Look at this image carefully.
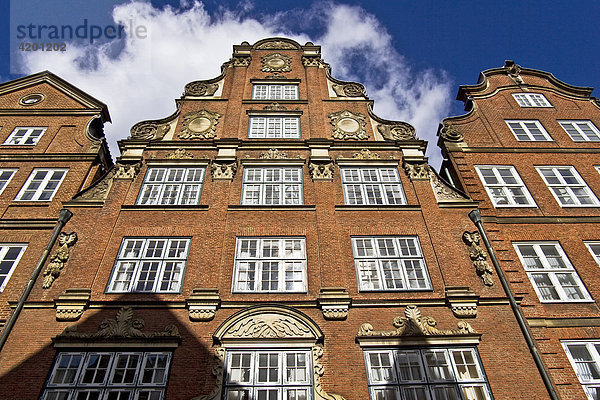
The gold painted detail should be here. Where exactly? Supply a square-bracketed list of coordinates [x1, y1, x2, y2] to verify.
[377, 123, 416, 140]
[403, 161, 430, 180]
[318, 288, 351, 321]
[309, 162, 334, 181]
[256, 40, 297, 50]
[446, 287, 479, 319]
[179, 110, 220, 140]
[462, 232, 494, 286]
[328, 110, 368, 140]
[184, 81, 219, 97]
[504, 60, 524, 84]
[263, 103, 287, 111]
[55, 289, 91, 321]
[130, 121, 170, 140]
[166, 148, 194, 159]
[313, 346, 347, 400]
[357, 305, 475, 337]
[187, 289, 220, 322]
[56, 307, 180, 339]
[192, 347, 226, 400]
[353, 149, 380, 159]
[114, 162, 142, 180]
[332, 83, 366, 98]
[211, 161, 237, 180]
[440, 124, 463, 142]
[260, 148, 289, 159]
[42, 232, 78, 289]
[261, 53, 292, 73]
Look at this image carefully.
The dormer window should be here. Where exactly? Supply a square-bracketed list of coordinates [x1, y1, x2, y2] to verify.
[252, 84, 298, 100]
[513, 93, 552, 107]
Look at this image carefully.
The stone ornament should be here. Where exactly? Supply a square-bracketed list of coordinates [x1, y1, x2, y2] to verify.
[403, 161, 430, 180]
[318, 288, 351, 320]
[166, 148, 194, 159]
[446, 287, 479, 319]
[231, 55, 251, 67]
[42, 232, 78, 289]
[259, 148, 289, 159]
[261, 53, 292, 73]
[130, 121, 170, 140]
[430, 173, 468, 202]
[211, 161, 237, 180]
[357, 305, 475, 337]
[504, 60, 524, 84]
[179, 110, 221, 140]
[74, 169, 116, 201]
[262, 103, 287, 111]
[440, 124, 463, 142]
[184, 81, 219, 97]
[19, 93, 45, 106]
[353, 149, 380, 160]
[114, 162, 142, 180]
[451, 305, 478, 318]
[226, 314, 313, 339]
[377, 122, 416, 140]
[328, 110, 368, 140]
[55, 289, 91, 321]
[187, 289, 220, 321]
[463, 231, 494, 286]
[312, 346, 347, 400]
[309, 162, 334, 181]
[302, 56, 327, 68]
[192, 347, 226, 400]
[332, 83, 366, 98]
[56, 307, 180, 340]
[256, 40, 298, 50]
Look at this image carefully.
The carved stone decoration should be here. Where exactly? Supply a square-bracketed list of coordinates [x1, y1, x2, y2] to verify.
[312, 346, 347, 400]
[462, 231, 494, 286]
[357, 305, 475, 337]
[318, 288, 351, 321]
[211, 161, 237, 180]
[440, 124, 464, 142]
[430, 173, 468, 202]
[328, 110, 368, 140]
[353, 149, 380, 160]
[262, 103, 287, 111]
[42, 232, 78, 289]
[74, 169, 116, 201]
[403, 161, 430, 180]
[504, 60, 524, 84]
[260, 148, 288, 159]
[302, 56, 328, 68]
[180, 110, 221, 140]
[256, 40, 297, 50]
[227, 315, 312, 339]
[55, 289, 91, 321]
[187, 289, 220, 321]
[184, 81, 219, 97]
[166, 148, 194, 159]
[332, 83, 366, 98]
[56, 307, 180, 339]
[130, 121, 170, 140]
[114, 162, 142, 180]
[229, 55, 251, 67]
[377, 123, 416, 140]
[309, 162, 334, 181]
[191, 347, 225, 400]
[446, 287, 479, 319]
[261, 53, 292, 73]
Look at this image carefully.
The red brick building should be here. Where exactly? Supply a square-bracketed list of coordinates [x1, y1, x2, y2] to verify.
[0, 38, 579, 399]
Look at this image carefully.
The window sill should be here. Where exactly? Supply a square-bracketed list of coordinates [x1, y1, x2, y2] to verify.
[121, 205, 209, 211]
[242, 99, 308, 104]
[228, 205, 316, 211]
[335, 205, 421, 211]
[9, 201, 51, 207]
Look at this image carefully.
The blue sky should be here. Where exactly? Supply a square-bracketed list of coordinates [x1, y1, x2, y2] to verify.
[1, 0, 599, 166]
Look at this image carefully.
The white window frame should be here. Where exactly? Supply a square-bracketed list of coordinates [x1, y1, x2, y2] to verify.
[512, 93, 552, 107]
[42, 351, 171, 399]
[0, 168, 17, 195]
[352, 236, 431, 291]
[585, 242, 600, 267]
[505, 120, 552, 141]
[364, 347, 493, 400]
[563, 341, 600, 400]
[559, 120, 600, 142]
[15, 168, 67, 201]
[341, 167, 406, 205]
[475, 165, 536, 207]
[248, 116, 301, 138]
[513, 242, 592, 303]
[3, 126, 47, 145]
[136, 166, 206, 206]
[252, 84, 299, 100]
[0, 244, 27, 292]
[241, 166, 303, 205]
[233, 237, 307, 293]
[536, 166, 599, 207]
[107, 237, 191, 293]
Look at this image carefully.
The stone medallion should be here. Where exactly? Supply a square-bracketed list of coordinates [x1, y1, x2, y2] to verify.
[328, 110, 368, 140]
[179, 110, 220, 140]
[261, 53, 292, 73]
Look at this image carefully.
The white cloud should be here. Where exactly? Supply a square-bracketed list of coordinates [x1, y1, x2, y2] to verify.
[19, 0, 452, 167]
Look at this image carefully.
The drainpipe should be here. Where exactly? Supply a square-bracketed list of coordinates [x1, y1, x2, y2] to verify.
[0, 208, 73, 352]
[468, 209, 559, 400]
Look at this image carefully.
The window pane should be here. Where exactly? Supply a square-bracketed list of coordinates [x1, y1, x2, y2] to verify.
[342, 168, 405, 205]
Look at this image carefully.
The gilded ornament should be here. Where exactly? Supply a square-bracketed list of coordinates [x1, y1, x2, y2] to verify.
[179, 110, 221, 140]
[328, 110, 368, 140]
[184, 81, 219, 97]
[42, 232, 78, 289]
[261, 53, 292, 73]
[462, 231, 494, 286]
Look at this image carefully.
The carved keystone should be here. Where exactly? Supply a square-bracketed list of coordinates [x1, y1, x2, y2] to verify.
[55, 288, 91, 321]
[445, 286, 479, 318]
[186, 289, 220, 321]
[318, 288, 351, 320]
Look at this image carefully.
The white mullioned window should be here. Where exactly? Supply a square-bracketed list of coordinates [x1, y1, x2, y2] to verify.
[364, 347, 492, 400]
[41, 351, 171, 400]
[514, 242, 591, 302]
[352, 236, 431, 291]
[107, 237, 191, 293]
[224, 349, 312, 400]
[475, 166, 535, 207]
[559, 120, 600, 142]
[248, 117, 301, 138]
[252, 84, 299, 100]
[3, 127, 46, 145]
[137, 167, 205, 205]
[585, 242, 600, 266]
[15, 168, 67, 201]
[0, 168, 17, 195]
[233, 237, 307, 293]
[242, 167, 303, 205]
[512, 93, 552, 107]
[341, 168, 406, 205]
[536, 166, 599, 207]
[505, 120, 552, 141]
[0, 244, 27, 292]
[563, 341, 600, 400]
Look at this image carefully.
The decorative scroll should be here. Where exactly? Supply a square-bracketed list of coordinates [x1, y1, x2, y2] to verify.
[313, 346, 346, 400]
[192, 347, 225, 400]
[309, 162, 334, 180]
[259, 148, 288, 159]
[130, 121, 170, 140]
[184, 81, 219, 97]
[377, 122, 416, 140]
[42, 232, 78, 289]
[440, 124, 463, 142]
[403, 161, 430, 180]
[462, 232, 494, 286]
[166, 148, 194, 159]
[261, 53, 292, 73]
[227, 316, 312, 339]
[332, 83, 366, 98]
[179, 110, 220, 140]
[211, 161, 237, 180]
[357, 305, 475, 337]
[328, 110, 368, 140]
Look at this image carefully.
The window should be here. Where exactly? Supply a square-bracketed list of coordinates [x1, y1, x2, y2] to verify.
[474, 166, 535, 207]
[248, 117, 300, 138]
[107, 237, 190, 293]
[514, 242, 591, 302]
[563, 341, 600, 400]
[136, 167, 205, 205]
[0, 169, 17, 195]
[341, 168, 406, 205]
[585, 242, 600, 266]
[233, 237, 307, 293]
[15, 168, 67, 201]
[352, 236, 431, 291]
[536, 166, 599, 207]
[512, 93, 552, 107]
[0, 244, 27, 292]
[364, 347, 492, 400]
[505, 120, 552, 141]
[224, 349, 312, 400]
[3, 127, 46, 145]
[252, 85, 299, 100]
[559, 121, 600, 142]
[242, 167, 303, 205]
[41, 351, 171, 400]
